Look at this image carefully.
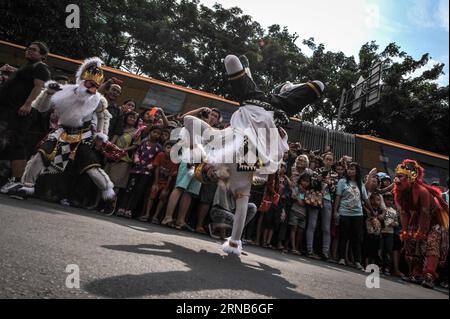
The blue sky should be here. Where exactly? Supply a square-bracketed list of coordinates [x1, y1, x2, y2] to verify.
[200, 0, 449, 86]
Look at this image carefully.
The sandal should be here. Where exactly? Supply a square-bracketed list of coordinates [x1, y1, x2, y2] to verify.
[124, 210, 132, 219]
[195, 227, 207, 234]
[391, 271, 405, 278]
[175, 223, 194, 232]
[161, 218, 174, 227]
[291, 250, 301, 256]
[402, 275, 421, 284]
[116, 208, 125, 217]
[139, 216, 150, 222]
[306, 252, 321, 260]
[151, 217, 160, 224]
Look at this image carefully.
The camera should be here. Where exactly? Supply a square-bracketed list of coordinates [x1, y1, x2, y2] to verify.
[311, 172, 323, 191]
[201, 110, 209, 118]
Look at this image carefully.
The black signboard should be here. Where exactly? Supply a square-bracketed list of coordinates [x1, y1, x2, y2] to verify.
[142, 84, 187, 113]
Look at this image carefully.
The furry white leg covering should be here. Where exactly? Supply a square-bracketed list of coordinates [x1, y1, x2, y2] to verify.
[222, 166, 253, 256]
[86, 167, 115, 200]
[222, 238, 243, 256]
[20, 153, 46, 195]
[20, 186, 36, 195]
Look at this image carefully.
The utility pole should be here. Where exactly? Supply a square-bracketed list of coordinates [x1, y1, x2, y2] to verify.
[336, 88, 346, 131]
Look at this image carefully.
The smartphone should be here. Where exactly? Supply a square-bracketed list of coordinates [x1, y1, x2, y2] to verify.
[148, 107, 158, 117]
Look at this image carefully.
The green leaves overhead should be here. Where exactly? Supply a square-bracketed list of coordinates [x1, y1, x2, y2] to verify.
[0, 0, 448, 154]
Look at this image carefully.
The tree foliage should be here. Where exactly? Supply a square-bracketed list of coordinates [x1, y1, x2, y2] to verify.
[0, 0, 448, 154]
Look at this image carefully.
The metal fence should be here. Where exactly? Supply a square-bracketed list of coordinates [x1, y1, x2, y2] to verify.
[285, 120, 355, 160]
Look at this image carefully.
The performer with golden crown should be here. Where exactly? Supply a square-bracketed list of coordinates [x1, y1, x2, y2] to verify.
[15, 58, 116, 214]
[394, 159, 449, 288]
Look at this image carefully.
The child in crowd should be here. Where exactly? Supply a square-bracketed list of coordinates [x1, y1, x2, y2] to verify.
[286, 172, 311, 255]
[116, 126, 163, 218]
[121, 99, 136, 114]
[380, 192, 399, 275]
[140, 140, 178, 223]
[105, 112, 139, 198]
[256, 173, 279, 246]
[330, 161, 346, 261]
[365, 192, 384, 267]
[160, 128, 171, 145]
[262, 163, 291, 248]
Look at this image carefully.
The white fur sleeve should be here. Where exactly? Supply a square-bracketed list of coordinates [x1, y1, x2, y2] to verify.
[31, 88, 54, 113]
[91, 112, 98, 130]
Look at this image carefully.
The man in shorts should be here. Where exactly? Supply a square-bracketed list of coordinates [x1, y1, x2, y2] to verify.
[0, 41, 51, 194]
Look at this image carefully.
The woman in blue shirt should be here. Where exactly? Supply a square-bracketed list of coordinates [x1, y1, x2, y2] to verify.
[333, 162, 374, 270]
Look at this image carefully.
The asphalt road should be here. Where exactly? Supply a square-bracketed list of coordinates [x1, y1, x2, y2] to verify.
[0, 195, 448, 299]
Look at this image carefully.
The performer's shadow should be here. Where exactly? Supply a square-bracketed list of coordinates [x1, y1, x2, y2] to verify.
[85, 242, 312, 299]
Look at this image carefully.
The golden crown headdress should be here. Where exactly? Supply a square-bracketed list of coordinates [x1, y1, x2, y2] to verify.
[76, 57, 105, 87]
[395, 162, 419, 182]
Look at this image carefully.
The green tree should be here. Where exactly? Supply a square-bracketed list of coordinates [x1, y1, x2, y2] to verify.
[341, 41, 449, 154]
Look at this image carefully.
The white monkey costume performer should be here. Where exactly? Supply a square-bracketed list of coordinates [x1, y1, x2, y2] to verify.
[181, 55, 324, 256]
[17, 58, 116, 212]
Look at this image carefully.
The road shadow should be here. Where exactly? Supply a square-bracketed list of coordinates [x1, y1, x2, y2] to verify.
[0, 195, 65, 215]
[84, 241, 313, 299]
[2, 196, 360, 268]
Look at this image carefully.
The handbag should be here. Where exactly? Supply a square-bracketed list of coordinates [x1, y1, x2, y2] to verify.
[258, 193, 280, 213]
[304, 190, 323, 208]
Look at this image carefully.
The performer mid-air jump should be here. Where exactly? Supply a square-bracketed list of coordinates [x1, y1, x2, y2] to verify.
[181, 55, 324, 256]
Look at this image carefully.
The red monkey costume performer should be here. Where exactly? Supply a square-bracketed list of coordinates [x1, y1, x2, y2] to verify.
[393, 159, 449, 288]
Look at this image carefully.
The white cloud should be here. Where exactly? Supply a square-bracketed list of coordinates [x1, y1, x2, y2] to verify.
[408, 0, 449, 31]
[437, 0, 449, 32]
[408, 0, 435, 28]
[199, 0, 380, 57]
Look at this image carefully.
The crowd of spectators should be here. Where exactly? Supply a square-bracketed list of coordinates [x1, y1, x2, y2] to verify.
[0, 41, 448, 290]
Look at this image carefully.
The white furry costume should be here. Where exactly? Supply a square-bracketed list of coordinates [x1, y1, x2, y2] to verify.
[20, 57, 115, 200]
[182, 55, 324, 256]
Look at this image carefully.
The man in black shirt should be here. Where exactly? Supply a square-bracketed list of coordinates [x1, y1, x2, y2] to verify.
[102, 82, 123, 143]
[0, 41, 51, 194]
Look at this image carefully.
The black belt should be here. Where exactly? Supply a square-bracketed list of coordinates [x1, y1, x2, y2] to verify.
[62, 121, 92, 134]
[242, 99, 290, 127]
